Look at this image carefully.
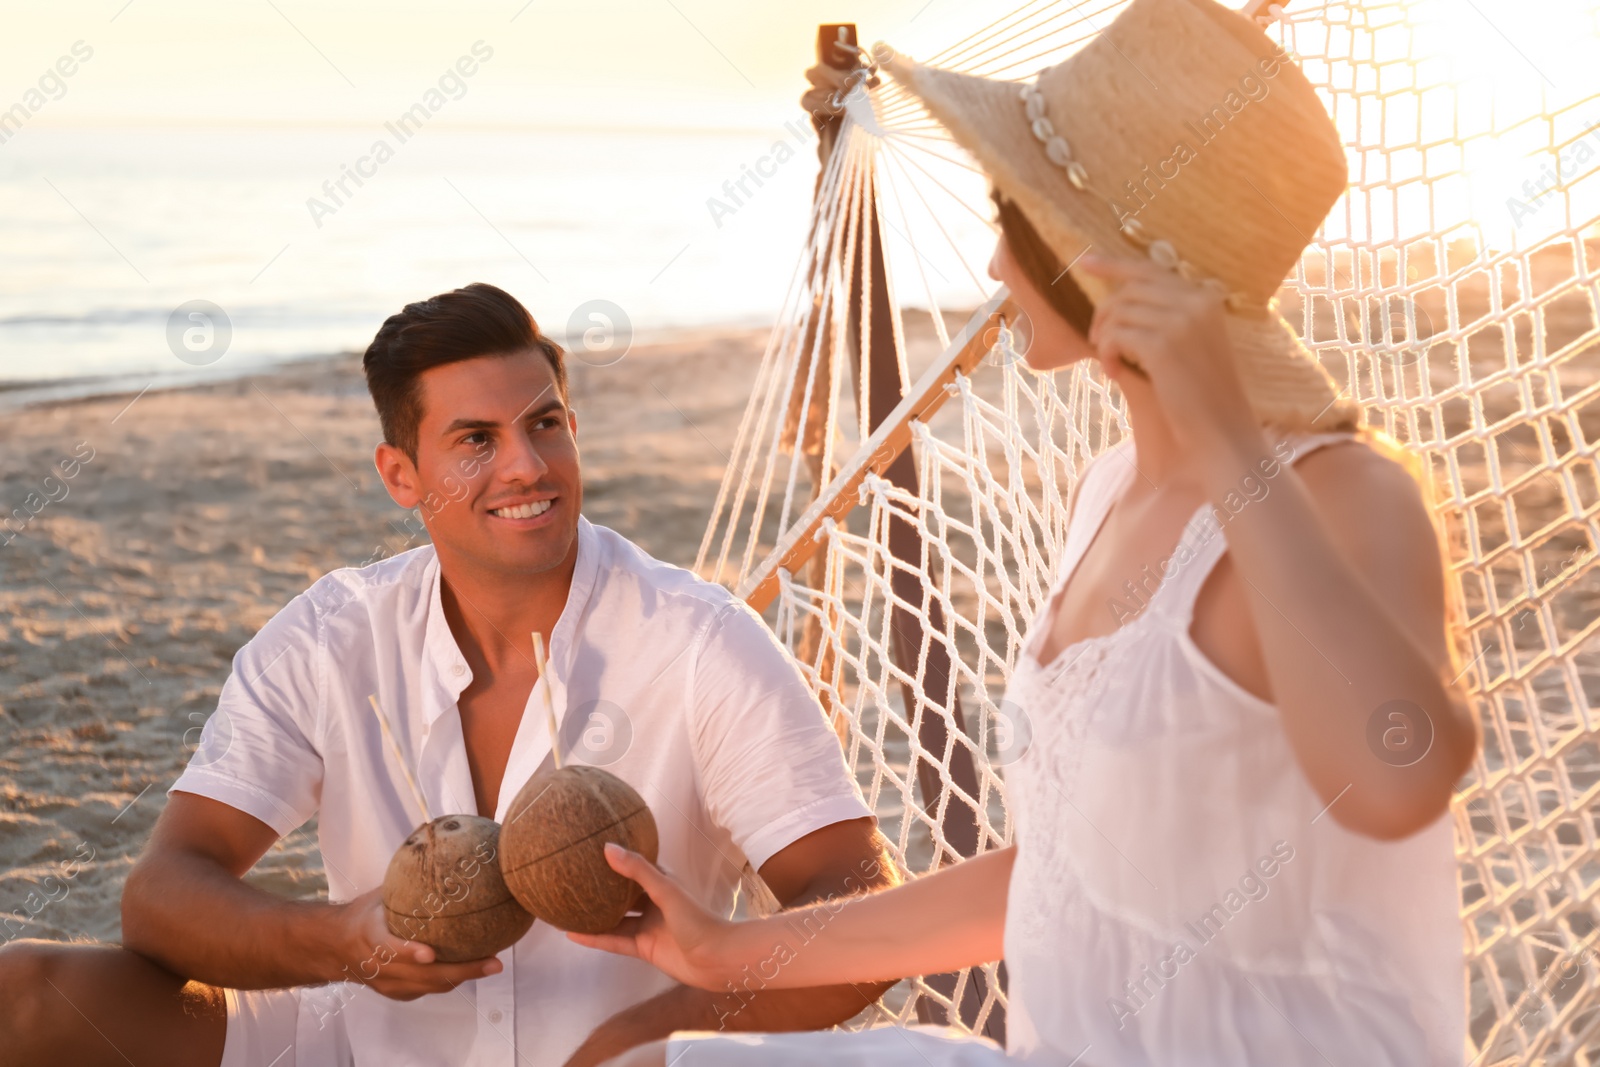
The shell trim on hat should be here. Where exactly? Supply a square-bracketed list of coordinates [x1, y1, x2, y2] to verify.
[1017, 72, 1252, 311]
[876, 35, 1363, 434]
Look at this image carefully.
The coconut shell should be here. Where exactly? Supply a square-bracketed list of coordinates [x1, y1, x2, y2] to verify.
[500, 766, 660, 934]
[381, 815, 535, 962]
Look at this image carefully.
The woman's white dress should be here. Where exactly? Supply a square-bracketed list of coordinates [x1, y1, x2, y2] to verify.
[668, 430, 1464, 1066]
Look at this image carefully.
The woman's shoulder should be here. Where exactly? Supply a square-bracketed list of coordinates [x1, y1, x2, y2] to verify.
[1285, 427, 1444, 599]
[1286, 427, 1428, 510]
[1280, 426, 1456, 678]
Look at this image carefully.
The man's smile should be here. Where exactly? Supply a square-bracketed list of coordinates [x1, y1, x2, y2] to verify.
[487, 496, 557, 523]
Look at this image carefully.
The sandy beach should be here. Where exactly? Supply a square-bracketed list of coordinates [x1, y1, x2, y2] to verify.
[0, 328, 767, 945]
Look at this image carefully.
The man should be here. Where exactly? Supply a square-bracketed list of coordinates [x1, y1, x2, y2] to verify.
[0, 283, 896, 1066]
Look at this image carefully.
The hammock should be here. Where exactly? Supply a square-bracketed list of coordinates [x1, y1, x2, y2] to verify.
[696, 1, 1600, 1060]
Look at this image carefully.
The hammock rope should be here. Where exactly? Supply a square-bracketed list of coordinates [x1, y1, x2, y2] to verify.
[698, 2, 1600, 1057]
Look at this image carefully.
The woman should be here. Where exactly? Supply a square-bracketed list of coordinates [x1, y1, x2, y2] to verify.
[576, 0, 1478, 1062]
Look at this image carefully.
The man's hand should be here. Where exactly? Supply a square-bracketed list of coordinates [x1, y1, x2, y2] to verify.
[121, 793, 506, 997]
[329, 887, 504, 1001]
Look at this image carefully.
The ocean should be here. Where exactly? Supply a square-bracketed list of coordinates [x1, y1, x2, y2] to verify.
[0, 121, 862, 403]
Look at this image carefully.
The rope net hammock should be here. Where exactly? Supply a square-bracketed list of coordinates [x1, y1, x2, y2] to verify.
[695, 1, 1600, 1060]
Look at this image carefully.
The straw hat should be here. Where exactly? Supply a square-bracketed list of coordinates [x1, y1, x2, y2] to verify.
[881, 0, 1360, 432]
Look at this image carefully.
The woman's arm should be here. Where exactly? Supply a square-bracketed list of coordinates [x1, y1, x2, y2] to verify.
[1192, 432, 1477, 838]
[1080, 254, 1478, 840]
[570, 844, 1015, 991]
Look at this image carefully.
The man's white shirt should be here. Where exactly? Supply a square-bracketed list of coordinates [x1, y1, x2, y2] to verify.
[172, 517, 873, 1066]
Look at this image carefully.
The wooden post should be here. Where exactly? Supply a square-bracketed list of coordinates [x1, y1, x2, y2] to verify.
[814, 24, 1005, 1041]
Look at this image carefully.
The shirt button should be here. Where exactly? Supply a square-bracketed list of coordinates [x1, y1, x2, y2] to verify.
[452, 664, 465, 676]
[489, 1010, 503, 1023]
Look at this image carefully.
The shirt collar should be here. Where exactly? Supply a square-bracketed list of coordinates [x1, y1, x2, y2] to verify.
[420, 517, 602, 725]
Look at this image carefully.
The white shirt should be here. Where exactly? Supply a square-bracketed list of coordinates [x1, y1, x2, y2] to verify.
[172, 517, 873, 1066]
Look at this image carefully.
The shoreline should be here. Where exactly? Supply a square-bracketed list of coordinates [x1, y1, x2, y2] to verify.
[0, 352, 352, 416]
[0, 319, 784, 416]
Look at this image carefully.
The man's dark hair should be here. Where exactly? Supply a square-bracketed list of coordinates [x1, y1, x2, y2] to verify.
[362, 282, 567, 460]
[991, 190, 1096, 337]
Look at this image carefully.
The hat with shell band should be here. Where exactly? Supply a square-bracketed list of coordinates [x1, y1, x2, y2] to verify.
[879, 0, 1360, 432]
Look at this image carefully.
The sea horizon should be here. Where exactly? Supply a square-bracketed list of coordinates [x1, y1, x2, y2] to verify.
[1, 118, 987, 401]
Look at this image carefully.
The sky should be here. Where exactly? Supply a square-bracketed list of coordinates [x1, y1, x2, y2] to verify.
[0, 1, 1034, 386]
[0, 0, 1000, 131]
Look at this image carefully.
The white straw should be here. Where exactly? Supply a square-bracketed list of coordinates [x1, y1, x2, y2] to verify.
[368, 693, 432, 823]
[531, 633, 562, 770]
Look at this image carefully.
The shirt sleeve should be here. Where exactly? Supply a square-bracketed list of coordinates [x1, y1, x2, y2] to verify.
[168, 590, 324, 837]
[689, 601, 874, 872]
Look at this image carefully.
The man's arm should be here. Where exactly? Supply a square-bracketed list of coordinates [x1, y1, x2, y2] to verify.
[562, 817, 899, 1067]
[121, 792, 500, 999]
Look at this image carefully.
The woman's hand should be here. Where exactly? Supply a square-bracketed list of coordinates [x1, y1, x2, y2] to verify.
[566, 843, 736, 991]
[1078, 254, 1262, 462]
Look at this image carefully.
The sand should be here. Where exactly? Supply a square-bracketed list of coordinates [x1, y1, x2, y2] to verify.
[0, 329, 767, 944]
